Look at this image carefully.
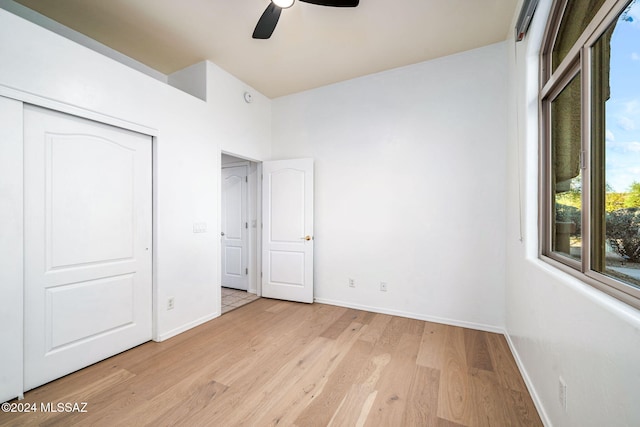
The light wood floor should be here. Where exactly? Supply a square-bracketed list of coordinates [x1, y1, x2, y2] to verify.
[1, 299, 542, 426]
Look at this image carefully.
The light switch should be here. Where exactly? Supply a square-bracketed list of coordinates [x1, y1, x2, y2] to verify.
[193, 222, 207, 233]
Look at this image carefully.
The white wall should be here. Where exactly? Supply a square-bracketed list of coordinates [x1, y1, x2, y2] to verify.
[272, 43, 509, 331]
[506, 1, 640, 426]
[0, 8, 270, 401]
[209, 65, 271, 161]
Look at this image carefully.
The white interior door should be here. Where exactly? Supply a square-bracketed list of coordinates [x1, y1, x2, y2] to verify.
[24, 105, 152, 391]
[262, 159, 314, 303]
[221, 165, 248, 290]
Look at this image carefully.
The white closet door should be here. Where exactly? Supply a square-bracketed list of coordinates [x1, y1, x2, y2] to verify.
[24, 105, 152, 391]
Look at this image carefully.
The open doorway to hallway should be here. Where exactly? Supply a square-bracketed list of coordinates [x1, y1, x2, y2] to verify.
[221, 153, 260, 314]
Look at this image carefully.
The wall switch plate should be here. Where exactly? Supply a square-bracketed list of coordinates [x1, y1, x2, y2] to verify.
[380, 282, 388, 292]
[193, 222, 207, 233]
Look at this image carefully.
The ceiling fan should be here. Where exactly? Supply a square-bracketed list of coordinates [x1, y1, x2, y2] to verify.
[252, 0, 359, 39]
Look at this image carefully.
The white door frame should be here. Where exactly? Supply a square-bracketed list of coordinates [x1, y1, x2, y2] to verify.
[0, 95, 25, 402]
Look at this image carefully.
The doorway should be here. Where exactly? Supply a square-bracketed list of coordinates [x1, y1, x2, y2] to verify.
[221, 153, 259, 313]
[219, 154, 315, 313]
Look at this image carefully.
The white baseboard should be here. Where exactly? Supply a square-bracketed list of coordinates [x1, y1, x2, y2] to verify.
[313, 297, 504, 334]
[154, 312, 220, 342]
[503, 332, 552, 427]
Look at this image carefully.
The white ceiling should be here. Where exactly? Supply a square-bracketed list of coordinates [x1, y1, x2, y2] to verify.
[13, 0, 519, 98]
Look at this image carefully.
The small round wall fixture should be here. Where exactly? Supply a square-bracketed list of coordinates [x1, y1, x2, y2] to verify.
[244, 91, 253, 103]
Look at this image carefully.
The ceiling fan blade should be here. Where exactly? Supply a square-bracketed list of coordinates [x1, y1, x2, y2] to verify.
[252, 3, 282, 39]
[299, 0, 359, 6]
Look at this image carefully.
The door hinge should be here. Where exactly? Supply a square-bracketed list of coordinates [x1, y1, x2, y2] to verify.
[246, 176, 248, 183]
[245, 222, 248, 229]
[246, 268, 248, 275]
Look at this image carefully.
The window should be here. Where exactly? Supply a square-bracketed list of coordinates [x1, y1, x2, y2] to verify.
[541, 0, 640, 307]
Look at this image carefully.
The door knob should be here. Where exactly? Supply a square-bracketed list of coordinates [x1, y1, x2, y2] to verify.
[221, 232, 225, 236]
[300, 235, 312, 241]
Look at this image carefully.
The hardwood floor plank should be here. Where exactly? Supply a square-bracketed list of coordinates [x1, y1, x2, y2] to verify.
[118, 304, 284, 401]
[468, 367, 514, 427]
[325, 352, 391, 427]
[47, 379, 143, 427]
[213, 303, 342, 387]
[184, 304, 347, 425]
[0, 368, 135, 427]
[264, 299, 294, 313]
[417, 322, 447, 369]
[469, 366, 542, 427]
[485, 333, 529, 393]
[503, 387, 544, 426]
[364, 333, 421, 426]
[437, 417, 468, 427]
[373, 316, 421, 353]
[399, 317, 427, 337]
[358, 313, 393, 344]
[293, 339, 375, 427]
[195, 336, 332, 425]
[107, 374, 228, 427]
[18, 358, 134, 404]
[400, 365, 441, 427]
[253, 321, 367, 426]
[0, 301, 542, 427]
[321, 308, 368, 339]
[437, 326, 476, 426]
[328, 385, 377, 427]
[464, 329, 494, 372]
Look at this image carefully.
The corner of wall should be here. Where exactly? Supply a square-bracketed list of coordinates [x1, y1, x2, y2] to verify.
[168, 62, 208, 101]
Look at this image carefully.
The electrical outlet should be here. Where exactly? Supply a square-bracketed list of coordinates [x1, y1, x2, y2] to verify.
[558, 376, 567, 412]
[349, 278, 355, 288]
[380, 282, 388, 292]
[168, 297, 175, 310]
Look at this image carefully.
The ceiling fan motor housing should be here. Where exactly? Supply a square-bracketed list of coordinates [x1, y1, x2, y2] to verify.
[253, 0, 359, 40]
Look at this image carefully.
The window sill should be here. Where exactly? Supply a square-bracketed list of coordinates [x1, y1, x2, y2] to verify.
[539, 254, 640, 311]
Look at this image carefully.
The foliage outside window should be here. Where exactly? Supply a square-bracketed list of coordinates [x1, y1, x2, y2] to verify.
[541, 0, 640, 307]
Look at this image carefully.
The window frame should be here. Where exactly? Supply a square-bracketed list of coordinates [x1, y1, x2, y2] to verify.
[539, 0, 640, 309]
